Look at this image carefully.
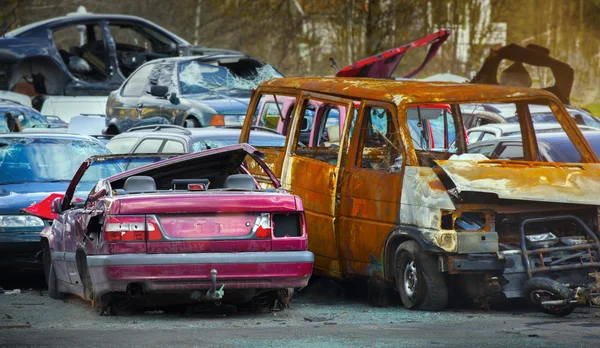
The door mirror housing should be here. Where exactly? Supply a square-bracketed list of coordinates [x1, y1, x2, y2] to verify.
[150, 85, 169, 98]
[51, 197, 63, 214]
[169, 92, 178, 104]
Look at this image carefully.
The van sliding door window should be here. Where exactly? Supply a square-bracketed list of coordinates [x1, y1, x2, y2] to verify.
[357, 106, 403, 171]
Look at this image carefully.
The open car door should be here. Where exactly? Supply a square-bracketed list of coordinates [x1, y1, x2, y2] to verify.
[335, 29, 451, 78]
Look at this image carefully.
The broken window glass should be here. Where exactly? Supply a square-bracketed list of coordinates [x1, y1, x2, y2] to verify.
[178, 61, 282, 95]
[0, 138, 109, 184]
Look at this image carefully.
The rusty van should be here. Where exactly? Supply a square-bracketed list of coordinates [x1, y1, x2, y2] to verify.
[239, 77, 600, 315]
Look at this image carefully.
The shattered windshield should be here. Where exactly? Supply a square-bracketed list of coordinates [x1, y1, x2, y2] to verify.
[178, 61, 282, 95]
[1, 108, 48, 132]
[0, 138, 109, 184]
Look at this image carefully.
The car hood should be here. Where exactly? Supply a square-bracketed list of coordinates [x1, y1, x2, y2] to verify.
[436, 159, 600, 206]
[184, 91, 250, 114]
[335, 30, 451, 78]
[0, 182, 68, 215]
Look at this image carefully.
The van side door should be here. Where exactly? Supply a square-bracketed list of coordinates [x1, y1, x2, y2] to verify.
[337, 102, 404, 277]
[281, 91, 356, 279]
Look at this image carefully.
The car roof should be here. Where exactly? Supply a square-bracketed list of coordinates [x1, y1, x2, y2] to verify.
[4, 13, 188, 43]
[261, 78, 560, 107]
[142, 54, 261, 66]
[0, 132, 100, 142]
[111, 126, 285, 141]
[471, 130, 600, 148]
[468, 123, 565, 134]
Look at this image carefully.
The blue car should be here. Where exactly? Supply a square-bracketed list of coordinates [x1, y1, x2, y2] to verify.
[1, 100, 50, 132]
[0, 133, 110, 270]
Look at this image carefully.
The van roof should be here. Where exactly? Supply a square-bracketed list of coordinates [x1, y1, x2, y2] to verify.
[260, 77, 559, 106]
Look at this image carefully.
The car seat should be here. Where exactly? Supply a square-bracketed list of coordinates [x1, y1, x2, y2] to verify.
[323, 125, 340, 147]
[223, 174, 257, 190]
[123, 176, 157, 193]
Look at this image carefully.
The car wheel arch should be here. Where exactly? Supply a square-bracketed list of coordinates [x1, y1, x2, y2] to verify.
[383, 227, 445, 282]
[183, 113, 203, 127]
[105, 124, 120, 135]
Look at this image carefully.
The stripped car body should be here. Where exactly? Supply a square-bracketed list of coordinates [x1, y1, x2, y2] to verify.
[239, 77, 600, 314]
[33, 144, 312, 312]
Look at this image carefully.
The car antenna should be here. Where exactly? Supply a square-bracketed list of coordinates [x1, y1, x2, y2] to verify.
[329, 57, 340, 72]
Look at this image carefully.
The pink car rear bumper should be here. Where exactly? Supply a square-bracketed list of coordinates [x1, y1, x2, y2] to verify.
[87, 251, 313, 298]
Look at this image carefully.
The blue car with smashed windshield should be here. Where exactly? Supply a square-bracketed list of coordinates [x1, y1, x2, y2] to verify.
[1, 100, 51, 133]
[0, 133, 110, 271]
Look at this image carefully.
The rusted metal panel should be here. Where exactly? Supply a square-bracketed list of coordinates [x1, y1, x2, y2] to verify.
[436, 160, 600, 205]
[282, 154, 342, 278]
[338, 168, 403, 277]
[400, 166, 455, 230]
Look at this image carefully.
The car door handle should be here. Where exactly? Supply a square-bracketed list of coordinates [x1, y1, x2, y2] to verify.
[137, 103, 143, 109]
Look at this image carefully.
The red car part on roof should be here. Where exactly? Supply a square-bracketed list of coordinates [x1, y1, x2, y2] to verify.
[335, 29, 451, 78]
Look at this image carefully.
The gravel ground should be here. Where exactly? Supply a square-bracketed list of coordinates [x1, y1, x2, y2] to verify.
[1, 277, 600, 347]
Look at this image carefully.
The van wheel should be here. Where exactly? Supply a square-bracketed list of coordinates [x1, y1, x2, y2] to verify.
[184, 117, 200, 128]
[523, 278, 576, 316]
[395, 240, 447, 311]
[43, 243, 65, 300]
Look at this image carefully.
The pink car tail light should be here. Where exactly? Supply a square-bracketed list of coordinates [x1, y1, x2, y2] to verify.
[104, 215, 160, 242]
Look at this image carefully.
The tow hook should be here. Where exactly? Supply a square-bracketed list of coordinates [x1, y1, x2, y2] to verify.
[206, 269, 225, 301]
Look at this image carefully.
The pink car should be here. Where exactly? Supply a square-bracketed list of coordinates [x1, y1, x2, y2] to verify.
[31, 144, 313, 314]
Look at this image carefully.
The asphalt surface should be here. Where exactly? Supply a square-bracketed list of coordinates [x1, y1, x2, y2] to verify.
[1, 275, 600, 347]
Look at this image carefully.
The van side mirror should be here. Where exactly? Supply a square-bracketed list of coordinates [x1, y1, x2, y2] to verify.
[51, 197, 63, 214]
[150, 85, 169, 98]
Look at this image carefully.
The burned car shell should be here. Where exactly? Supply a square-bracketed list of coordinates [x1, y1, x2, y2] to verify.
[239, 77, 600, 313]
[0, 14, 239, 96]
[38, 144, 312, 309]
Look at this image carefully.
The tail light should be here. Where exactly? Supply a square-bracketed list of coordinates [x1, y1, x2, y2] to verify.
[104, 215, 161, 242]
[272, 212, 307, 251]
[252, 214, 272, 238]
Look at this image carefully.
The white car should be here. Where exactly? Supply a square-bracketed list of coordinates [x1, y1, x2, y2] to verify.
[0, 91, 32, 108]
[39, 96, 108, 123]
[467, 123, 597, 143]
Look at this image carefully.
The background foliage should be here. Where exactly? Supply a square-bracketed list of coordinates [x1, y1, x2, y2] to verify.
[2, 0, 599, 108]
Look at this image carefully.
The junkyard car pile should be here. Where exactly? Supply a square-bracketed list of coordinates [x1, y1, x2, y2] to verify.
[3, 11, 600, 319]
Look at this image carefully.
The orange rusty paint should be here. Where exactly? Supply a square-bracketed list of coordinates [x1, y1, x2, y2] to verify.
[238, 77, 600, 282]
[428, 178, 446, 192]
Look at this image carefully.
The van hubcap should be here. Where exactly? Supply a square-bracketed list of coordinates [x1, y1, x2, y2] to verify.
[404, 260, 418, 299]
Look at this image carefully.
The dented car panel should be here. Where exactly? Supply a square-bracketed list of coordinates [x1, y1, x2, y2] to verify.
[436, 160, 600, 206]
[240, 77, 600, 313]
[36, 145, 312, 310]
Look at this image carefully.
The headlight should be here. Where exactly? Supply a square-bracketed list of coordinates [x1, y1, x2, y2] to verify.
[0, 215, 45, 228]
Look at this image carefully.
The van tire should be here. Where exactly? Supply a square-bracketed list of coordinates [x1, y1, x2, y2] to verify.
[395, 240, 447, 311]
